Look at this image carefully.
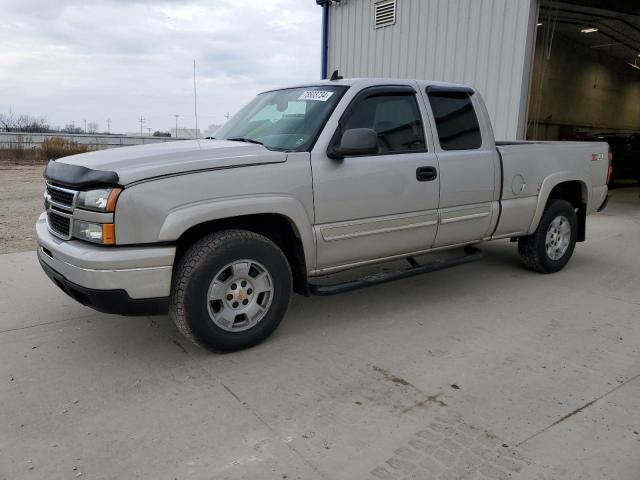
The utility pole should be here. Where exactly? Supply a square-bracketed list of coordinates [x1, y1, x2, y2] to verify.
[174, 114, 179, 137]
[138, 116, 145, 137]
[224, 112, 231, 121]
[146, 127, 152, 136]
[106, 118, 111, 134]
[83, 119, 87, 133]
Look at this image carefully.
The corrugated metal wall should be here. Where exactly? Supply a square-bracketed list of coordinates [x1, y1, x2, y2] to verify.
[327, 0, 537, 140]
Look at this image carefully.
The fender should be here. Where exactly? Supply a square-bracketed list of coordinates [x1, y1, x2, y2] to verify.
[527, 171, 590, 235]
[158, 194, 316, 271]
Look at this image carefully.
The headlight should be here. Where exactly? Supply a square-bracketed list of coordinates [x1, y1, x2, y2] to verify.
[73, 221, 116, 245]
[77, 188, 122, 212]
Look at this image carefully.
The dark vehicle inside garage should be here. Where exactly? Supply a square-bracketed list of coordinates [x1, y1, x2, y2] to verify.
[527, 0, 640, 186]
[589, 133, 640, 183]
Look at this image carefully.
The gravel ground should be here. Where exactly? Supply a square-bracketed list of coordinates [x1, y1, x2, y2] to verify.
[0, 163, 46, 254]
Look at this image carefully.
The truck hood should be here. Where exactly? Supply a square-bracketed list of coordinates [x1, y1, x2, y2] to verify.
[47, 139, 287, 186]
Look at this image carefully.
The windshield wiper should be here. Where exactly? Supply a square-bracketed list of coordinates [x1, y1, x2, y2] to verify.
[226, 137, 264, 146]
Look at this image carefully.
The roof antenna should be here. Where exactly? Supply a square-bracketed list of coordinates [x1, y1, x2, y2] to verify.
[193, 59, 199, 139]
[330, 69, 343, 81]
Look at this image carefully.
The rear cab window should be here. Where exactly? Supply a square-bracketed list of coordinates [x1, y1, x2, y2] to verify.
[427, 90, 482, 151]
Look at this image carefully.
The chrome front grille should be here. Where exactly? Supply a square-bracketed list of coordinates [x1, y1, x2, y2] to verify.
[46, 184, 75, 207]
[48, 210, 72, 237]
[46, 183, 77, 209]
[45, 183, 78, 240]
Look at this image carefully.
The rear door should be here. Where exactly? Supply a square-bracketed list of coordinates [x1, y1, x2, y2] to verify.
[310, 83, 440, 272]
[419, 85, 501, 247]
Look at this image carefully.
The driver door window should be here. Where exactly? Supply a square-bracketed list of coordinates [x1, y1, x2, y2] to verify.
[341, 94, 426, 154]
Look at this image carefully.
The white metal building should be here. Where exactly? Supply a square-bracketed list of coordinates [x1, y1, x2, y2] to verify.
[317, 0, 640, 141]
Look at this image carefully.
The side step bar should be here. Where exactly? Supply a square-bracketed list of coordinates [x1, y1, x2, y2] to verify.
[309, 246, 483, 296]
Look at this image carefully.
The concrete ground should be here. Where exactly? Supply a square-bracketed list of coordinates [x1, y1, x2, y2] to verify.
[1, 188, 639, 480]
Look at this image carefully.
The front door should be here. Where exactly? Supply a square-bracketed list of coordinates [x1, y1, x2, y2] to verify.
[311, 84, 440, 272]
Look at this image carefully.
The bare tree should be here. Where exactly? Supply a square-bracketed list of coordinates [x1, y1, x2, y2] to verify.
[87, 122, 99, 134]
[62, 124, 83, 134]
[21, 116, 50, 133]
[0, 111, 49, 132]
[0, 111, 18, 131]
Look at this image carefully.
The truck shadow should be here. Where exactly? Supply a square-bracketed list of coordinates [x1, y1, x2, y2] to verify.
[281, 241, 524, 336]
[135, 239, 534, 357]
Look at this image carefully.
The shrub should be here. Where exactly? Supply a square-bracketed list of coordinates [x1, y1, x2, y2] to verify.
[0, 140, 39, 163]
[41, 137, 89, 160]
[4, 142, 25, 161]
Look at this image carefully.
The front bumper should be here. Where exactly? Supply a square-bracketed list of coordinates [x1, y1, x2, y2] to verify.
[36, 213, 174, 315]
[39, 258, 169, 315]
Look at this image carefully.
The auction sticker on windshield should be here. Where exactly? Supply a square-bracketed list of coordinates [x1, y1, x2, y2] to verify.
[298, 90, 334, 101]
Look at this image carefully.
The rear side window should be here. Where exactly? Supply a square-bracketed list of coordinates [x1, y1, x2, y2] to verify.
[427, 92, 482, 150]
[342, 94, 426, 154]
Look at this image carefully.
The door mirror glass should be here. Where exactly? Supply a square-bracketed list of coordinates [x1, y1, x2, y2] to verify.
[329, 128, 378, 158]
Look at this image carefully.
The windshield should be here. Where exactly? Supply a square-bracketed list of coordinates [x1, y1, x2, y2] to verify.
[215, 86, 347, 151]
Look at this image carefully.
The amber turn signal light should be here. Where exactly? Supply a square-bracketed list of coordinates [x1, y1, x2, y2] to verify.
[103, 223, 116, 245]
[106, 188, 122, 212]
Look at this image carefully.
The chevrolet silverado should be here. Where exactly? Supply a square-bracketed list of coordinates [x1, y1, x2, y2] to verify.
[37, 78, 610, 350]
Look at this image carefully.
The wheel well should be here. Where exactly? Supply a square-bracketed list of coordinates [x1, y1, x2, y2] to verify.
[548, 181, 587, 242]
[175, 214, 310, 296]
[548, 181, 585, 208]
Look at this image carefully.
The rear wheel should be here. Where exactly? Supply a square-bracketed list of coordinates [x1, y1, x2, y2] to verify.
[518, 199, 577, 273]
[170, 230, 292, 351]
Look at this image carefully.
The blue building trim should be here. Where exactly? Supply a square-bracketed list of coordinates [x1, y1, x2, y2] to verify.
[316, 0, 330, 79]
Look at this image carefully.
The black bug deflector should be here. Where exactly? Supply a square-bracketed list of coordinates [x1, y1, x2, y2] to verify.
[44, 160, 120, 188]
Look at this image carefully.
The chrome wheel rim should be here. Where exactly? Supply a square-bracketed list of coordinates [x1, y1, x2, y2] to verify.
[206, 260, 274, 332]
[545, 215, 571, 260]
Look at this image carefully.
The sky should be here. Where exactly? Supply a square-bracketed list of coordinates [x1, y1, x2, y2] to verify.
[0, 0, 322, 134]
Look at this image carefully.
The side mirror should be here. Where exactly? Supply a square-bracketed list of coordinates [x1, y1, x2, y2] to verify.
[328, 128, 378, 159]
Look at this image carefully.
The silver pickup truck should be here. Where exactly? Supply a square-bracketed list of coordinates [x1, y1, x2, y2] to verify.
[37, 78, 610, 350]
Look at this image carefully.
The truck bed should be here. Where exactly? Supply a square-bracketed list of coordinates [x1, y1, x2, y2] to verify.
[491, 141, 609, 238]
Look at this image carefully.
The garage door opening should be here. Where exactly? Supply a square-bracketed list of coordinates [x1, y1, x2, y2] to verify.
[526, 0, 640, 183]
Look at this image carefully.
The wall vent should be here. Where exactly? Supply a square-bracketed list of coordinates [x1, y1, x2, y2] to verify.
[374, 0, 396, 29]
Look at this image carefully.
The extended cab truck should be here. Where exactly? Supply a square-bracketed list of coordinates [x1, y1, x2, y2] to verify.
[37, 78, 610, 351]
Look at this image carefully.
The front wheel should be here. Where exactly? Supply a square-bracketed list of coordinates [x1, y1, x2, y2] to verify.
[169, 230, 292, 351]
[518, 199, 577, 273]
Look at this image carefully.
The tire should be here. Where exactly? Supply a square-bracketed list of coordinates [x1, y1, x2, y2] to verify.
[169, 229, 292, 351]
[518, 199, 577, 274]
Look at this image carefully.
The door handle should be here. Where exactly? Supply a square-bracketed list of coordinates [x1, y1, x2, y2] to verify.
[416, 166, 438, 182]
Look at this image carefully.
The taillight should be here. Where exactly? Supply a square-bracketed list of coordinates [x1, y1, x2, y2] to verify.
[607, 149, 613, 185]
